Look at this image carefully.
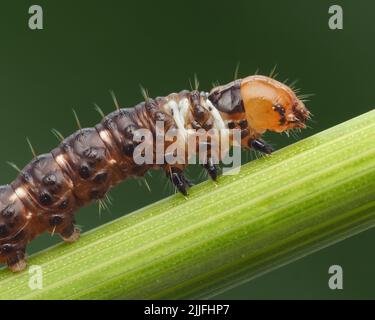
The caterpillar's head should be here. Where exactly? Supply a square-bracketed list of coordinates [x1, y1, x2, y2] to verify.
[209, 75, 310, 135]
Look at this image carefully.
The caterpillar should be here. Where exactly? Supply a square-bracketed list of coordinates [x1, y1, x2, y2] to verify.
[0, 75, 310, 272]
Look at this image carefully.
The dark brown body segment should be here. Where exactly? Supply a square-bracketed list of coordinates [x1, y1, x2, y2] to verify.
[0, 90, 215, 270]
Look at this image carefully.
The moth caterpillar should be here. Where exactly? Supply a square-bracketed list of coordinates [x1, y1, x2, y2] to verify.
[0, 75, 310, 272]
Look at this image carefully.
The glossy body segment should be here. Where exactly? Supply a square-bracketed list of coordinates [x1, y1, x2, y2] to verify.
[0, 90, 222, 270]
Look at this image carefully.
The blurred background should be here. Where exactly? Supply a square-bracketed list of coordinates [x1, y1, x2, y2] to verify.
[0, 0, 374, 298]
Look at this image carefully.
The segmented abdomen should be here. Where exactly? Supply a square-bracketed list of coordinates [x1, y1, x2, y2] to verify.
[0, 89, 220, 269]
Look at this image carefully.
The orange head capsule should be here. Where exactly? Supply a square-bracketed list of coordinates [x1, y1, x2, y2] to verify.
[240, 75, 309, 134]
[209, 75, 310, 145]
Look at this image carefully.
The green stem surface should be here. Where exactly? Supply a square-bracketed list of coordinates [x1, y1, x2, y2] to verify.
[0, 110, 374, 300]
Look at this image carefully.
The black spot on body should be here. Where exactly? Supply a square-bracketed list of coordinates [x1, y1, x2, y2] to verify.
[58, 199, 69, 210]
[79, 165, 90, 179]
[227, 121, 236, 129]
[238, 119, 248, 129]
[123, 143, 134, 157]
[49, 215, 63, 226]
[94, 172, 108, 184]
[43, 174, 57, 186]
[0, 224, 8, 237]
[0, 244, 14, 254]
[103, 118, 115, 130]
[39, 192, 52, 206]
[124, 125, 137, 138]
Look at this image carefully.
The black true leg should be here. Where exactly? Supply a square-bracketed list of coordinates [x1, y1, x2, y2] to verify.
[181, 174, 194, 187]
[166, 167, 193, 196]
[203, 157, 218, 181]
[249, 138, 274, 155]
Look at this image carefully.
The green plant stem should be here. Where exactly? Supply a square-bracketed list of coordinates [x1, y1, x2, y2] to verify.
[0, 110, 374, 300]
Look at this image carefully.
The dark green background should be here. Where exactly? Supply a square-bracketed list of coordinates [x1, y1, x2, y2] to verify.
[0, 0, 374, 299]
